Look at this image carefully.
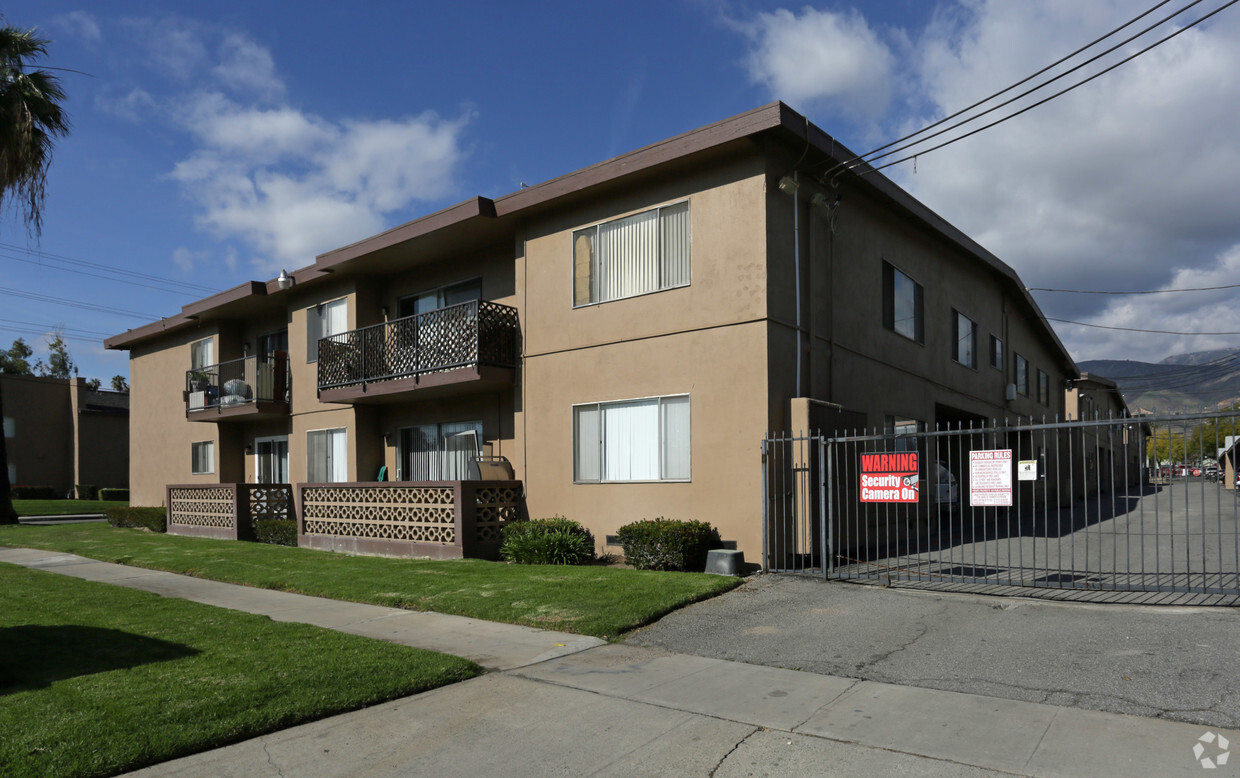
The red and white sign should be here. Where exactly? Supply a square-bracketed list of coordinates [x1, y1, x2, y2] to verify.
[969, 449, 1013, 507]
[860, 451, 919, 503]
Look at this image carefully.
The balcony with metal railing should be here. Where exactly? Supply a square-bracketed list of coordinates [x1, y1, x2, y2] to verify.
[185, 353, 290, 421]
[316, 300, 519, 404]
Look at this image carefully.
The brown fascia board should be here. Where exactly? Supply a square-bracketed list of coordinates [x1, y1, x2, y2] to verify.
[315, 196, 498, 270]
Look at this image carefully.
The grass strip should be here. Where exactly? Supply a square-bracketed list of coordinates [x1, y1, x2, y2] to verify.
[0, 523, 741, 638]
[13, 500, 128, 516]
[0, 563, 480, 777]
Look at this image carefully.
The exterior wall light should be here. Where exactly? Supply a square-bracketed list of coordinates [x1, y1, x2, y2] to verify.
[777, 175, 799, 195]
[277, 269, 294, 290]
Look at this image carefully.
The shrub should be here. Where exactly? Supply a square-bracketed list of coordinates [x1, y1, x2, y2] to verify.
[616, 517, 717, 572]
[75, 484, 98, 500]
[99, 488, 129, 502]
[500, 516, 595, 565]
[10, 486, 57, 500]
[254, 519, 297, 546]
[105, 506, 166, 533]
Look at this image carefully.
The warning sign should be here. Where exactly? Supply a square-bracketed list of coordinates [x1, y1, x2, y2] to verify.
[860, 451, 919, 503]
[969, 449, 1013, 507]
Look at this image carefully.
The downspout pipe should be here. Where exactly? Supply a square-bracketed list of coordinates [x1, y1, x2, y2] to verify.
[793, 171, 802, 397]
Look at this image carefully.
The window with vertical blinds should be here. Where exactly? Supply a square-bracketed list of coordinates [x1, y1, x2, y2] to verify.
[573, 201, 690, 306]
[306, 298, 348, 362]
[191, 441, 214, 475]
[307, 428, 347, 482]
[573, 395, 690, 483]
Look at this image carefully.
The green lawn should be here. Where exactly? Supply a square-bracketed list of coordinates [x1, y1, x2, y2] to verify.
[0, 563, 480, 778]
[13, 499, 128, 516]
[0, 523, 741, 638]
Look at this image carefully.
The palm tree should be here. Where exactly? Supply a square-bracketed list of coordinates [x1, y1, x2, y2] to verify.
[0, 24, 70, 238]
[0, 23, 70, 524]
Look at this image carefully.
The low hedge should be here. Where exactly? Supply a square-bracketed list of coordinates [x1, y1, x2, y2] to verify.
[616, 517, 717, 572]
[11, 486, 57, 500]
[500, 516, 595, 565]
[105, 506, 167, 533]
[254, 519, 297, 546]
[75, 484, 98, 500]
[99, 488, 129, 502]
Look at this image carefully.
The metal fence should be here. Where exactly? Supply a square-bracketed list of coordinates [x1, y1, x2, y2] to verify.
[763, 411, 1240, 599]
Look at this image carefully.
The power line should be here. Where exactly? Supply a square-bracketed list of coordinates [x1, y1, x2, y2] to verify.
[0, 318, 113, 338]
[0, 241, 217, 294]
[1030, 283, 1240, 295]
[0, 249, 208, 296]
[1046, 316, 1240, 335]
[0, 323, 103, 345]
[866, 0, 1239, 176]
[816, 0, 1185, 180]
[0, 286, 159, 320]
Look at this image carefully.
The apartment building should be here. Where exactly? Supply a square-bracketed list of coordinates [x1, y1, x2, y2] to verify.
[106, 102, 1077, 562]
[1, 374, 129, 496]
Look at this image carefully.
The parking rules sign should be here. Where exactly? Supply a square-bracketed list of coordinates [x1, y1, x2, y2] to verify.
[969, 449, 1013, 507]
[860, 451, 919, 503]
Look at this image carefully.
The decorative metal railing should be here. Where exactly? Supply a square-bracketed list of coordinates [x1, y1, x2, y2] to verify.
[166, 483, 294, 541]
[186, 354, 290, 413]
[297, 480, 522, 558]
[316, 300, 519, 391]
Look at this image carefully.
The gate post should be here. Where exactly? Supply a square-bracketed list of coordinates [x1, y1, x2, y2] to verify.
[760, 439, 769, 572]
[822, 435, 833, 580]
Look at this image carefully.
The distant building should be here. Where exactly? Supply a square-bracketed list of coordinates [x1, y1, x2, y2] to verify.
[1, 374, 130, 496]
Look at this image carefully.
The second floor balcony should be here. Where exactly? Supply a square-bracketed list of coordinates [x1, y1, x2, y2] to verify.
[186, 354, 290, 422]
[317, 299, 520, 404]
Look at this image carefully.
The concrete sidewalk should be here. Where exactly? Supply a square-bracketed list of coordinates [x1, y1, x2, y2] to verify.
[2, 547, 1234, 775]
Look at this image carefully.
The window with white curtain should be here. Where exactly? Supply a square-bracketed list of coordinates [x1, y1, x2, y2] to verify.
[307, 428, 347, 482]
[574, 395, 690, 482]
[191, 441, 214, 475]
[573, 201, 689, 306]
[190, 337, 215, 370]
[306, 298, 348, 362]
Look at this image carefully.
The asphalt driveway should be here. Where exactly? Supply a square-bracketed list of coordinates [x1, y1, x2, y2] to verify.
[625, 574, 1240, 729]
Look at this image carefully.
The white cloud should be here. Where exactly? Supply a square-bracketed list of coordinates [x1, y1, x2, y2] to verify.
[742, 7, 895, 120]
[213, 34, 284, 101]
[171, 247, 208, 273]
[881, 1, 1240, 362]
[53, 11, 102, 44]
[96, 87, 157, 121]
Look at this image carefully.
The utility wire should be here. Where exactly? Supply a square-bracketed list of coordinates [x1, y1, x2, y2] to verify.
[840, 0, 1207, 178]
[816, 0, 1182, 180]
[0, 324, 104, 345]
[0, 250, 209, 296]
[1030, 282, 1240, 295]
[0, 287, 159, 320]
[867, 0, 1239, 176]
[0, 318, 113, 338]
[1046, 316, 1240, 336]
[0, 241, 217, 293]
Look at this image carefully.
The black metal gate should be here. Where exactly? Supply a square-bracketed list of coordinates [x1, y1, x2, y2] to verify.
[763, 411, 1240, 601]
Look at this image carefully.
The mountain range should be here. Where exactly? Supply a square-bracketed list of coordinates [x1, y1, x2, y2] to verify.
[1078, 348, 1240, 413]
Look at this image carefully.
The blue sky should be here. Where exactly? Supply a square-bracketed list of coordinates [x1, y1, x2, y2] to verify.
[4, 1, 1240, 385]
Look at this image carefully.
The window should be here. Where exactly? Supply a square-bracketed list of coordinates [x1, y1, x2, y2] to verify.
[952, 311, 977, 368]
[574, 395, 690, 482]
[885, 416, 923, 452]
[882, 262, 924, 343]
[190, 337, 214, 370]
[254, 436, 289, 484]
[307, 428, 347, 482]
[1015, 354, 1029, 396]
[307, 298, 348, 362]
[573, 201, 689, 306]
[990, 335, 1003, 370]
[398, 279, 482, 319]
[191, 441, 214, 475]
[398, 421, 482, 481]
[1038, 369, 1050, 406]
[6, 463, 13, 485]
[2, 416, 13, 438]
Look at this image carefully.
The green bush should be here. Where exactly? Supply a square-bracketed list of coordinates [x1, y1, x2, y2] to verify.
[75, 484, 98, 500]
[500, 516, 595, 565]
[11, 486, 57, 500]
[616, 517, 717, 572]
[99, 488, 129, 502]
[254, 519, 297, 546]
[105, 506, 166, 533]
